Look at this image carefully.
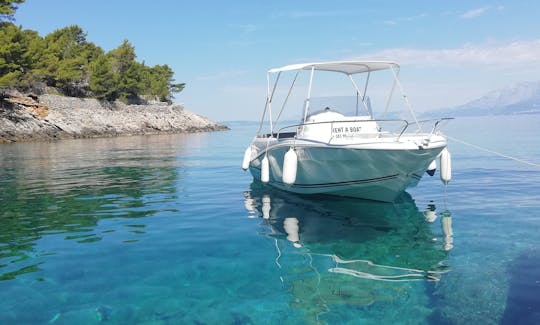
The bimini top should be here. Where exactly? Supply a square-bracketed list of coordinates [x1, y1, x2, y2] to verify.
[268, 60, 399, 75]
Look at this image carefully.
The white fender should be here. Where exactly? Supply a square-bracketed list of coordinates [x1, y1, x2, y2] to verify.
[262, 195, 271, 219]
[282, 147, 298, 185]
[241, 146, 252, 170]
[441, 211, 453, 251]
[427, 159, 437, 176]
[284, 217, 301, 248]
[261, 155, 269, 183]
[244, 193, 256, 213]
[424, 209, 437, 223]
[440, 148, 451, 185]
[441, 214, 453, 238]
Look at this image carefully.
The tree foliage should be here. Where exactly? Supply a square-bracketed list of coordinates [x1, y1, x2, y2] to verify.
[89, 54, 115, 101]
[143, 64, 185, 103]
[108, 40, 141, 102]
[0, 0, 24, 22]
[0, 23, 43, 89]
[32, 25, 103, 96]
[0, 22, 185, 103]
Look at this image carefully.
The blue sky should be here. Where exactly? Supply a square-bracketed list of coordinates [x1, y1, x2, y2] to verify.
[14, 1, 540, 121]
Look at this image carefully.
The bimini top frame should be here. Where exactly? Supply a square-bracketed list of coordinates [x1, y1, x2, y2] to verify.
[268, 61, 400, 75]
[258, 60, 419, 135]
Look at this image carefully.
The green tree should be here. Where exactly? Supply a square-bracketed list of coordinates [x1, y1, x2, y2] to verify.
[142, 64, 184, 103]
[0, 17, 186, 103]
[89, 54, 116, 101]
[108, 39, 135, 74]
[118, 61, 142, 101]
[108, 40, 141, 102]
[0, 0, 24, 22]
[35, 25, 102, 96]
[0, 23, 44, 89]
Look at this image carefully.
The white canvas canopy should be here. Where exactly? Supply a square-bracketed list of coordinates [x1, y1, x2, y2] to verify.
[268, 61, 399, 75]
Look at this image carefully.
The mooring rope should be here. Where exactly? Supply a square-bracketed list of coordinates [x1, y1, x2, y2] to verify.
[306, 253, 448, 282]
[446, 135, 540, 169]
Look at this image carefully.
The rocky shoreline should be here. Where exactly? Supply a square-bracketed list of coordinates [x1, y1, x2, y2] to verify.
[0, 92, 228, 143]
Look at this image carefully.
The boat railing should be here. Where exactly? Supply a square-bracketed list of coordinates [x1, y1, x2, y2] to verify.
[272, 117, 452, 143]
[417, 117, 454, 135]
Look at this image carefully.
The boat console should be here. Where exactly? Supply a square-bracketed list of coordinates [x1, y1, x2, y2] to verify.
[300, 108, 381, 143]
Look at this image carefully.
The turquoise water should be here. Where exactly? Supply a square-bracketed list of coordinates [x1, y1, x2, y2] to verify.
[1, 115, 539, 324]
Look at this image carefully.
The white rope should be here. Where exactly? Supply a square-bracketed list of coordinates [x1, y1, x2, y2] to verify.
[329, 267, 439, 282]
[273, 238, 282, 269]
[305, 253, 448, 282]
[447, 135, 540, 169]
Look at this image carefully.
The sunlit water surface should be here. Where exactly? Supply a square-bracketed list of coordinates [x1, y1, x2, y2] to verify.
[1, 115, 539, 324]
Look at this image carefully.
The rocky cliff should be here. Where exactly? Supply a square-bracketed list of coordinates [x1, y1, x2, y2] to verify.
[0, 92, 228, 143]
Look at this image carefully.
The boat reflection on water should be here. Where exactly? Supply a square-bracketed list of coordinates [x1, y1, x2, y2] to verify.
[244, 182, 454, 322]
[424, 202, 454, 251]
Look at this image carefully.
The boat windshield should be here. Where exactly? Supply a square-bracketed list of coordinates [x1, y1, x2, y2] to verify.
[308, 96, 373, 117]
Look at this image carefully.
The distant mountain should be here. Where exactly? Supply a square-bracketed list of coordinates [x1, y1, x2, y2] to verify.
[426, 81, 540, 117]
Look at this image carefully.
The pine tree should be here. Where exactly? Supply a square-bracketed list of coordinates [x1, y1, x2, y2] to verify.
[1, 16, 185, 103]
[89, 54, 116, 101]
[34, 25, 102, 96]
[0, 0, 25, 22]
[0, 23, 43, 90]
[108, 40, 142, 102]
[141, 64, 185, 103]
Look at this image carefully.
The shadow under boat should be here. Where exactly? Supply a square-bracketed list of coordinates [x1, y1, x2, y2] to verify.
[244, 181, 454, 320]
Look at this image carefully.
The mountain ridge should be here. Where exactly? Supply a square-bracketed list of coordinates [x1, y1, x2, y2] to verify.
[425, 81, 540, 117]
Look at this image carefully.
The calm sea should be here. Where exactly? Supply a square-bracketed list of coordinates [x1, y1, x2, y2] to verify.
[1, 115, 539, 324]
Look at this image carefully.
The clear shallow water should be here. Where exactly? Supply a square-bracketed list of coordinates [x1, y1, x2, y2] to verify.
[0, 115, 539, 324]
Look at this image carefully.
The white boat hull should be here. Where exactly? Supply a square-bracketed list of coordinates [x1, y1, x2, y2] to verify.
[249, 140, 445, 202]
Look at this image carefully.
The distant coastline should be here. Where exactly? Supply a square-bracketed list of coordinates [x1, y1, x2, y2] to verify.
[0, 92, 228, 143]
[424, 81, 540, 118]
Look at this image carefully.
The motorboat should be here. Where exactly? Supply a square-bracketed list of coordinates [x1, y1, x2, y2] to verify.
[242, 61, 452, 202]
